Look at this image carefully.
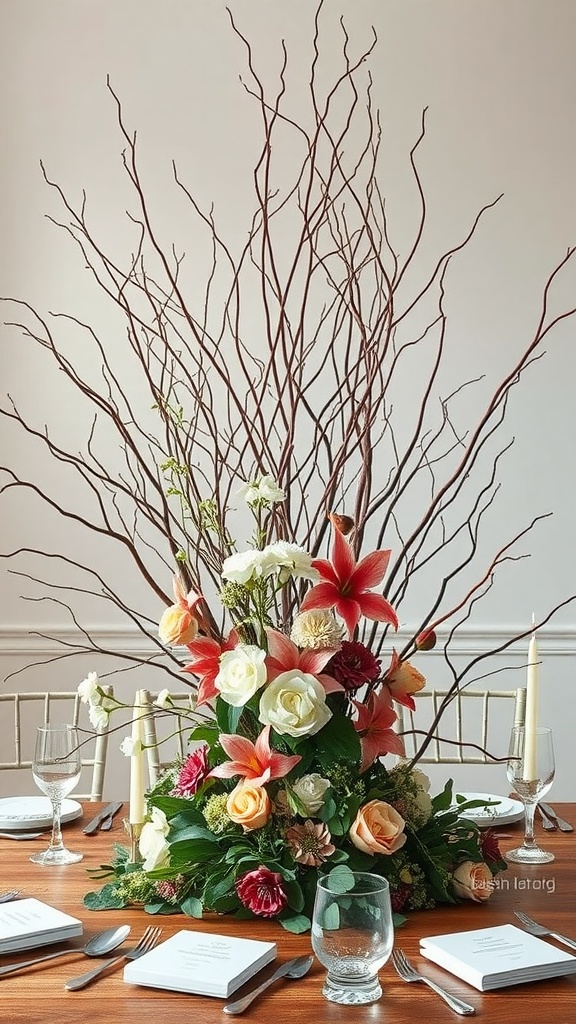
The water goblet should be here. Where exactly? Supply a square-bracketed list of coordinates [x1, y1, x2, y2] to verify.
[506, 725, 555, 865]
[30, 724, 83, 865]
[311, 870, 394, 1005]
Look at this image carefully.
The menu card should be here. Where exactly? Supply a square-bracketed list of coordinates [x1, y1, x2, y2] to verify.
[124, 929, 277, 997]
[420, 924, 576, 991]
[0, 898, 83, 953]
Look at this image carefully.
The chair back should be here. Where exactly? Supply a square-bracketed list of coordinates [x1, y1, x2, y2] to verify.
[396, 687, 525, 764]
[0, 689, 112, 800]
[140, 689, 198, 787]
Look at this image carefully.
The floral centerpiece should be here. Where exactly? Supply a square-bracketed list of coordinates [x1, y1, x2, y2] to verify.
[83, 477, 506, 932]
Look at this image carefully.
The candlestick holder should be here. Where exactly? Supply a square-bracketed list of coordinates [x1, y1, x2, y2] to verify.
[506, 726, 555, 864]
[124, 820, 143, 865]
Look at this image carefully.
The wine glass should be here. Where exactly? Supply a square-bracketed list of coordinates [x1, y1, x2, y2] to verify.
[311, 871, 394, 1004]
[30, 724, 83, 865]
[506, 725, 555, 864]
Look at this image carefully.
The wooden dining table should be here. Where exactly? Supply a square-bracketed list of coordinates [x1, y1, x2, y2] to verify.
[2, 803, 575, 1023]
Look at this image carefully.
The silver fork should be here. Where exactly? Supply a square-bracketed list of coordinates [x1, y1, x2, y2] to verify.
[391, 949, 476, 1016]
[64, 925, 162, 990]
[0, 890, 20, 903]
[514, 911, 576, 951]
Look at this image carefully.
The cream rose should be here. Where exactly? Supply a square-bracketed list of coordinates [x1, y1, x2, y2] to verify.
[452, 860, 494, 902]
[158, 604, 198, 645]
[139, 807, 170, 872]
[259, 670, 332, 737]
[227, 783, 271, 830]
[349, 799, 407, 855]
[292, 774, 331, 815]
[215, 645, 267, 706]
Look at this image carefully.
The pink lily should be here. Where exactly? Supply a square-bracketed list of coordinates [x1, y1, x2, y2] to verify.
[265, 628, 343, 693]
[209, 725, 301, 786]
[353, 691, 405, 773]
[183, 629, 239, 707]
[299, 525, 398, 637]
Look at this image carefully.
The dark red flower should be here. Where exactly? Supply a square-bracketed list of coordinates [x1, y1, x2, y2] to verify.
[390, 883, 411, 914]
[480, 828, 503, 865]
[325, 640, 381, 691]
[172, 745, 209, 797]
[235, 866, 288, 918]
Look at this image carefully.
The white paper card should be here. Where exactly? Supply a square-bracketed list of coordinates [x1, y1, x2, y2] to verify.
[0, 898, 83, 953]
[123, 929, 277, 997]
[420, 923, 576, 991]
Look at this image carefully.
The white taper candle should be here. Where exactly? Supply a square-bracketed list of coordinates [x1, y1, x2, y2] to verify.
[129, 689, 147, 824]
[522, 633, 539, 782]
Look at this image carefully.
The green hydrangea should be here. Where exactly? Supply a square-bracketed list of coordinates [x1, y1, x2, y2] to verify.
[203, 793, 231, 833]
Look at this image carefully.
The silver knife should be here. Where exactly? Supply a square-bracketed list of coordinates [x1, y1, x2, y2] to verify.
[82, 801, 124, 835]
[539, 802, 573, 832]
[223, 955, 314, 1014]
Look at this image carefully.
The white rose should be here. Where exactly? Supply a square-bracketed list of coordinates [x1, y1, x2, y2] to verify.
[139, 807, 170, 872]
[292, 773, 331, 814]
[259, 670, 332, 737]
[238, 475, 285, 505]
[411, 768, 433, 823]
[154, 689, 172, 709]
[266, 541, 319, 582]
[215, 645, 268, 706]
[78, 671, 100, 704]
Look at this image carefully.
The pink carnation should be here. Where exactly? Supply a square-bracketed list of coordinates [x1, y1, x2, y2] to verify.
[235, 866, 288, 918]
[172, 745, 209, 797]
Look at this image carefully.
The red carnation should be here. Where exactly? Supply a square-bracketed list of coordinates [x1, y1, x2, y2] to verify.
[172, 745, 209, 797]
[235, 866, 288, 918]
[325, 640, 381, 691]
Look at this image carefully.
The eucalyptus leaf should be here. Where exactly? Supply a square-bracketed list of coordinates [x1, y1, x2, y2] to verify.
[326, 864, 356, 893]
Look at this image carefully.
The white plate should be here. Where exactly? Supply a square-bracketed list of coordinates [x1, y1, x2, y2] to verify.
[0, 797, 83, 831]
[452, 791, 524, 828]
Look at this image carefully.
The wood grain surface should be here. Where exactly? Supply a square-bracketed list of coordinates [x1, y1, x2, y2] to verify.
[1, 803, 574, 1023]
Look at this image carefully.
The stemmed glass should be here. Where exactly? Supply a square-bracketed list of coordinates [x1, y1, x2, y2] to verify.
[506, 725, 555, 864]
[30, 724, 83, 865]
[311, 871, 394, 1004]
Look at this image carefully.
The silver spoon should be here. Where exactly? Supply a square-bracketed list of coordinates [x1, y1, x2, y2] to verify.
[223, 955, 314, 1014]
[0, 924, 131, 977]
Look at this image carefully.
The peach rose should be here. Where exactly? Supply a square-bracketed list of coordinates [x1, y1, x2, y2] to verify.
[227, 783, 271, 831]
[158, 604, 199, 645]
[452, 860, 494, 902]
[349, 799, 407, 855]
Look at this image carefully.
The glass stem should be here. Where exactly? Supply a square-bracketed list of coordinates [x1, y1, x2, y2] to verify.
[523, 800, 537, 849]
[49, 798, 65, 852]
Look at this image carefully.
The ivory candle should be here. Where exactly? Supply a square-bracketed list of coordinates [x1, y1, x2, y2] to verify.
[522, 633, 539, 781]
[129, 690, 147, 825]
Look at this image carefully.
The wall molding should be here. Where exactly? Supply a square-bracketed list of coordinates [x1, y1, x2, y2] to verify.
[0, 623, 574, 657]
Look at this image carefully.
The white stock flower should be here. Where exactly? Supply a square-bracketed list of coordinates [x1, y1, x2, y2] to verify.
[259, 670, 332, 737]
[88, 703, 110, 732]
[215, 645, 268, 707]
[78, 671, 100, 704]
[266, 541, 319, 582]
[154, 689, 172, 709]
[221, 549, 275, 584]
[139, 806, 170, 872]
[292, 773, 331, 815]
[120, 735, 144, 757]
[238, 475, 285, 505]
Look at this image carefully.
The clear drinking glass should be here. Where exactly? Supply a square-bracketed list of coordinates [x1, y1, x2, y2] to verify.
[30, 724, 83, 865]
[311, 871, 394, 1005]
[506, 725, 555, 864]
